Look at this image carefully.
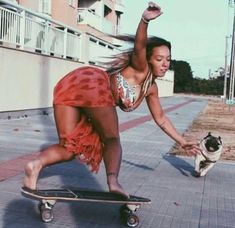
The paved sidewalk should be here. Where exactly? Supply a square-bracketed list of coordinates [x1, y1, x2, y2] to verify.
[0, 95, 235, 228]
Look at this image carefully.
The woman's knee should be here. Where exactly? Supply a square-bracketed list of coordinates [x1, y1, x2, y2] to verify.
[102, 135, 120, 146]
[58, 137, 75, 160]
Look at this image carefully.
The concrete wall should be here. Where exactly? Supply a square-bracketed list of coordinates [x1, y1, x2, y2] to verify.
[18, 0, 39, 11]
[51, 0, 78, 28]
[156, 70, 174, 97]
[0, 46, 174, 113]
[0, 46, 83, 112]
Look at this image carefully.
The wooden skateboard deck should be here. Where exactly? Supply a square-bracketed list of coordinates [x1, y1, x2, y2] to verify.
[21, 187, 151, 227]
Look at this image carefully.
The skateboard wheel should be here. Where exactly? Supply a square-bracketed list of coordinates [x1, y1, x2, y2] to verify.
[126, 214, 139, 227]
[38, 202, 54, 223]
[41, 208, 54, 223]
[120, 205, 139, 227]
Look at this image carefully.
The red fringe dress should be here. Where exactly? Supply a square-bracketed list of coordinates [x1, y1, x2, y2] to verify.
[53, 66, 153, 173]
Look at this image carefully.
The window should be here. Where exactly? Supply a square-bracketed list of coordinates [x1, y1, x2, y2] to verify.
[39, 0, 51, 15]
[68, 0, 76, 7]
[104, 5, 112, 17]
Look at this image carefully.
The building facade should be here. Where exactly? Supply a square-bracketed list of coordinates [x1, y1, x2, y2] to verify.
[0, 0, 174, 114]
[7, 0, 124, 42]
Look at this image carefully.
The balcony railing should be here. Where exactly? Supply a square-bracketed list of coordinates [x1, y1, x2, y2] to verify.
[77, 8, 113, 35]
[0, 1, 120, 64]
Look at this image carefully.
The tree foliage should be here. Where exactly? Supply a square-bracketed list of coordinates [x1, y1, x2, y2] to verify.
[170, 60, 224, 95]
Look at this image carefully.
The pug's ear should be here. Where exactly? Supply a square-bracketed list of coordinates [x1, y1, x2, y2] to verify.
[204, 132, 211, 140]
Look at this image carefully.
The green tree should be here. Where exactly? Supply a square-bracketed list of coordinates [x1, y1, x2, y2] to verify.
[170, 59, 224, 95]
[170, 60, 194, 93]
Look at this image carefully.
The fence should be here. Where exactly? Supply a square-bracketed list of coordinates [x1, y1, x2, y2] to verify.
[0, 2, 120, 64]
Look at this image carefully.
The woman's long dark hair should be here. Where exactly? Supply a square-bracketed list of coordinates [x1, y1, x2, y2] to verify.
[104, 35, 171, 75]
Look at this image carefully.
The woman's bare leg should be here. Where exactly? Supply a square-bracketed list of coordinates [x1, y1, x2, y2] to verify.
[83, 107, 128, 197]
[23, 105, 80, 189]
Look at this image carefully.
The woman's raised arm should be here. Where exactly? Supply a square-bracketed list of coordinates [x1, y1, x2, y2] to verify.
[131, 2, 163, 72]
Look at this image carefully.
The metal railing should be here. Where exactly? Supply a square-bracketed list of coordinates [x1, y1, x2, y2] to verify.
[0, 6, 19, 44]
[88, 36, 119, 64]
[77, 8, 113, 35]
[0, 1, 120, 64]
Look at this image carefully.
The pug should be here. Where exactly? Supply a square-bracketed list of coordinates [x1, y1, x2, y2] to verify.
[194, 132, 222, 177]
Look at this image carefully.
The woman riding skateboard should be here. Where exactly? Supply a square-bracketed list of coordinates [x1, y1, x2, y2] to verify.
[23, 2, 200, 198]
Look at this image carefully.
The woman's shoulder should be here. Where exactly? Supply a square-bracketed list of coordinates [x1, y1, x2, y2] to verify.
[145, 81, 158, 96]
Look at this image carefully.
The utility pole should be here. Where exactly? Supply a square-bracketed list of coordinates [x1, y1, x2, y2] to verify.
[228, 0, 235, 103]
[223, 35, 231, 100]
[208, 69, 211, 79]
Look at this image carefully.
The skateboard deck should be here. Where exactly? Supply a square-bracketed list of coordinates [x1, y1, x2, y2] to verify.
[21, 187, 151, 227]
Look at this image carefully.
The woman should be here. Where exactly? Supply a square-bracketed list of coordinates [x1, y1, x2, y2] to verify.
[23, 2, 200, 197]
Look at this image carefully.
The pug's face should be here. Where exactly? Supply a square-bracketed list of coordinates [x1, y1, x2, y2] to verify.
[204, 135, 222, 152]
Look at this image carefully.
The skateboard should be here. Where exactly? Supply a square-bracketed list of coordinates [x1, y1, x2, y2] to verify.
[21, 187, 151, 227]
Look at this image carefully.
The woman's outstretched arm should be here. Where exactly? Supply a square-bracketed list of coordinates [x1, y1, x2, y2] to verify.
[146, 84, 201, 156]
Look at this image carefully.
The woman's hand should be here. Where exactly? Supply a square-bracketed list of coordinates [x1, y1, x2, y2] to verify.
[142, 2, 163, 22]
[181, 141, 201, 157]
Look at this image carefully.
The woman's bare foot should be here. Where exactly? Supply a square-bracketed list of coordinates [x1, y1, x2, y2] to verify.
[23, 159, 43, 190]
[108, 183, 129, 198]
[107, 174, 129, 198]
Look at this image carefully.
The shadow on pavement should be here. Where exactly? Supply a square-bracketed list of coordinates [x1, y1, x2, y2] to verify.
[122, 159, 154, 171]
[3, 199, 48, 228]
[163, 154, 195, 177]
